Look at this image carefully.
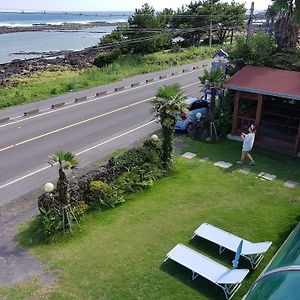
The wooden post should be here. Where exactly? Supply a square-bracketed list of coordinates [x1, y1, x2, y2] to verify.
[246, 2, 254, 43]
[209, 0, 213, 47]
[231, 91, 240, 134]
[230, 28, 234, 44]
[255, 94, 263, 138]
[294, 123, 300, 154]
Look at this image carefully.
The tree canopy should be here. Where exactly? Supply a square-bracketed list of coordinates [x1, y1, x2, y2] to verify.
[99, 1, 246, 54]
[268, 0, 300, 49]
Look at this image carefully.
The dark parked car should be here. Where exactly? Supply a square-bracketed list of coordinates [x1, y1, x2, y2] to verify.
[175, 96, 209, 131]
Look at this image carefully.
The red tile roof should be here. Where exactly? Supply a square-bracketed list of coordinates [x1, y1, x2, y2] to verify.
[224, 66, 300, 101]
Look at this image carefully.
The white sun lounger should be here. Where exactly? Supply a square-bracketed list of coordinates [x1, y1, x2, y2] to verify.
[164, 244, 249, 300]
[191, 223, 272, 269]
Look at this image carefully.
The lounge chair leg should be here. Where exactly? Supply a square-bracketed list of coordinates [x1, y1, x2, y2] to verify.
[190, 234, 196, 240]
[163, 256, 169, 263]
[219, 246, 225, 254]
[192, 272, 199, 280]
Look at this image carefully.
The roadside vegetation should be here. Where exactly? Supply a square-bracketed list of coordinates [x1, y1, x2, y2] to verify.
[1, 137, 299, 300]
[0, 46, 216, 110]
[1, 0, 300, 299]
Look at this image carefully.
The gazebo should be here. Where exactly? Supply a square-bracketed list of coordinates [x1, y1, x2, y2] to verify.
[224, 66, 300, 156]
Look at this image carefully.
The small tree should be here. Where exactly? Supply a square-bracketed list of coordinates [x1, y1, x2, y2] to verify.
[48, 151, 78, 205]
[199, 68, 225, 142]
[151, 84, 186, 169]
[269, 0, 300, 50]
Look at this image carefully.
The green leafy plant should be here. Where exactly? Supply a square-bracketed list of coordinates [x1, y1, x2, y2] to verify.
[152, 84, 187, 169]
[73, 201, 89, 218]
[48, 151, 78, 205]
[229, 34, 278, 72]
[90, 180, 121, 208]
[93, 50, 120, 68]
[39, 207, 63, 238]
[199, 68, 225, 142]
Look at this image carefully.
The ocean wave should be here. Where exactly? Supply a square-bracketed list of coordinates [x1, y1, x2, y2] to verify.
[0, 22, 33, 27]
[0, 19, 127, 27]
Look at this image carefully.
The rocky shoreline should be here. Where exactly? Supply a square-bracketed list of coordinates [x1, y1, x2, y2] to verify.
[0, 45, 105, 86]
[0, 21, 126, 86]
[0, 21, 125, 34]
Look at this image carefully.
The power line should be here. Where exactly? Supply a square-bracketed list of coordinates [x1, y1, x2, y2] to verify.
[0, 9, 246, 19]
[98, 24, 241, 50]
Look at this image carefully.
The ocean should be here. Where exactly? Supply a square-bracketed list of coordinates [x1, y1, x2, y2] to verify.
[0, 11, 132, 64]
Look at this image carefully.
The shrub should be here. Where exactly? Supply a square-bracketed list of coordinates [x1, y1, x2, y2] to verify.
[229, 33, 278, 73]
[93, 50, 120, 68]
[215, 93, 235, 138]
[50, 88, 57, 95]
[39, 207, 63, 238]
[37, 138, 164, 239]
[73, 201, 89, 218]
[66, 82, 75, 91]
[90, 180, 121, 208]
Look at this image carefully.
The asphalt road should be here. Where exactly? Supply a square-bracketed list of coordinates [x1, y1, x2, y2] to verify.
[0, 59, 211, 205]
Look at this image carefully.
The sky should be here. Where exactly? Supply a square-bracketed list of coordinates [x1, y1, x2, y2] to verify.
[0, 0, 273, 12]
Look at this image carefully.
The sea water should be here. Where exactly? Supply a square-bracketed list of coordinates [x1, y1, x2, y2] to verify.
[0, 11, 132, 64]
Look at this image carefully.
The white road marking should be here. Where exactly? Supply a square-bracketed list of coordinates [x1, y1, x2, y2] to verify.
[0, 66, 205, 128]
[76, 120, 156, 155]
[0, 79, 199, 189]
[0, 97, 152, 152]
[0, 81, 198, 153]
[0, 166, 51, 190]
[0, 121, 156, 190]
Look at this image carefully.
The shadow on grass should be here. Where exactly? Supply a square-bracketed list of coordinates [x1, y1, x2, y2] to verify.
[160, 259, 225, 300]
[17, 211, 88, 249]
[160, 239, 259, 300]
[189, 237, 252, 271]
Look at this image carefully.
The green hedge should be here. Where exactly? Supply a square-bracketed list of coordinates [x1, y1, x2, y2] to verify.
[37, 138, 165, 239]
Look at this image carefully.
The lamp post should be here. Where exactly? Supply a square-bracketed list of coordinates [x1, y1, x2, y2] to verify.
[44, 182, 54, 193]
[151, 134, 159, 141]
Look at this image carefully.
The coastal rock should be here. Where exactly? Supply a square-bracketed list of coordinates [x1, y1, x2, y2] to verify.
[0, 21, 127, 86]
[0, 44, 107, 86]
[0, 21, 126, 35]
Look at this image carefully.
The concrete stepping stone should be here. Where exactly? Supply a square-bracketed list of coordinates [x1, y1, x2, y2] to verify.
[284, 180, 298, 188]
[182, 152, 196, 159]
[199, 157, 209, 162]
[239, 168, 250, 175]
[214, 161, 233, 169]
[258, 172, 277, 181]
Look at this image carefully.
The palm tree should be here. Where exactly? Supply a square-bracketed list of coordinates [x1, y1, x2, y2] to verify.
[269, 0, 300, 49]
[199, 68, 225, 141]
[151, 84, 187, 169]
[48, 151, 78, 205]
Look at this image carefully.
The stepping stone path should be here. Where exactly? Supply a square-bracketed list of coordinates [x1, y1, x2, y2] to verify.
[199, 157, 209, 162]
[181, 152, 196, 159]
[284, 180, 298, 188]
[239, 168, 250, 175]
[258, 172, 277, 181]
[214, 161, 233, 169]
[180, 152, 295, 189]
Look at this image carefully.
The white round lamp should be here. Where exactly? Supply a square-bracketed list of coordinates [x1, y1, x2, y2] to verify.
[196, 112, 202, 120]
[44, 182, 54, 193]
[151, 134, 159, 141]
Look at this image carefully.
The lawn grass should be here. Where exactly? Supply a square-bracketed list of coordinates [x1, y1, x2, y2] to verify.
[1, 137, 300, 300]
[0, 46, 217, 110]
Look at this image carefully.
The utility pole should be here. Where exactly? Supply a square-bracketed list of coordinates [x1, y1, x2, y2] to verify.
[246, 2, 255, 43]
[209, 0, 213, 47]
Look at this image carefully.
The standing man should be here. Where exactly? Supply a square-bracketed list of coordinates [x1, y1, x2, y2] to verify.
[237, 124, 256, 165]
